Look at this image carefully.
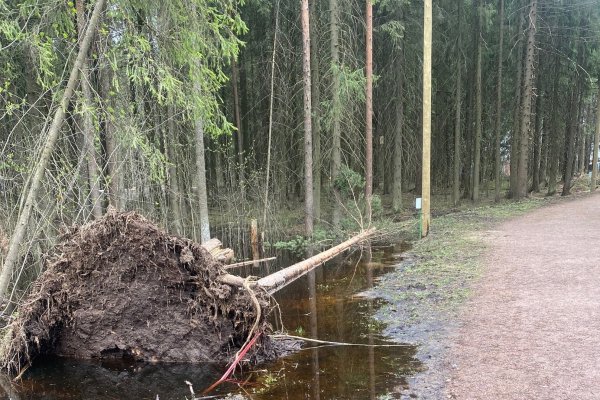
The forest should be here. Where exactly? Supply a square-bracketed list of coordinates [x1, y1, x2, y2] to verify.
[1, 0, 600, 303]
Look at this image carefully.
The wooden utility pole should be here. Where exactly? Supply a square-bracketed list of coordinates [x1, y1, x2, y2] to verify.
[592, 84, 600, 191]
[0, 0, 106, 300]
[365, 0, 373, 225]
[421, 0, 432, 237]
[301, 0, 314, 236]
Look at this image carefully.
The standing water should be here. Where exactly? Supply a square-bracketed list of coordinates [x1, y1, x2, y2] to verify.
[6, 242, 422, 399]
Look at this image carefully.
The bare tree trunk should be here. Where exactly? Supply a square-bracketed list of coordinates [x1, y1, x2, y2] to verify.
[453, 0, 463, 205]
[392, 44, 404, 212]
[516, 0, 537, 199]
[166, 106, 183, 234]
[532, 81, 543, 192]
[365, 0, 373, 224]
[592, 84, 600, 191]
[330, 0, 342, 227]
[309, 0, 321, 222]
[0, 0, 106, 300]
[262, 0, 280, 232]
[473, 0, 483, 202]
[510, 3, 526, 198]
[76, 0, 103, 219]
[494, 0, 504, 202]
[232, 58, 245, 199]
[301, 0, 314, 236]
[195, 118, 210, 243]
[422, 0, 432, 236]
[562, 88, 581, 196]
[100, 54, 121, 209]
[547, 46, 561, 196]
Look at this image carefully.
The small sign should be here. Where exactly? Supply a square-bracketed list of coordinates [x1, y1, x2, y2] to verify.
[415, 197, 422, 210]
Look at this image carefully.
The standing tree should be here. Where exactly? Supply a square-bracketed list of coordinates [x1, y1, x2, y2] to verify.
[365, 0, 374, 224]
[494, 0, 505, 202]
[301, 0, 314, 236]
[516, 0, 538, 199]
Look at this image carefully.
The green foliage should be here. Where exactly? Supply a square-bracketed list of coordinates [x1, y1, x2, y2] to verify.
[334, 165, 365, 198]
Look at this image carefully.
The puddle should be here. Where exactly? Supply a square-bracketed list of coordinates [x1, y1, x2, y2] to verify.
[8, 242, 421, 399]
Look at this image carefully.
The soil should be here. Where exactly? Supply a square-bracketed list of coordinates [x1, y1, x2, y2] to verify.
[2, 211, 275, 374]
[447, 192, 600, 399]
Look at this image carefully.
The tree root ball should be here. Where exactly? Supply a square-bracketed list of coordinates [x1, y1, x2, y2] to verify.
[1, 211, 276, 374]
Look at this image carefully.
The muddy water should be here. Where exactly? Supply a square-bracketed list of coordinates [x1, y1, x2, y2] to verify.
[6, 243, 421, 400]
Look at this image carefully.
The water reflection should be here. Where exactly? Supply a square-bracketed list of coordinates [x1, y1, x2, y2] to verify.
[6, 242, 421, 400]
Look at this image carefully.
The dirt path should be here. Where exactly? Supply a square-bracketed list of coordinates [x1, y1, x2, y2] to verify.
[447, 193, 600, 399]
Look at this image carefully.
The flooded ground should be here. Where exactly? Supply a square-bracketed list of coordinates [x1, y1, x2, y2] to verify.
[6, 242, 421, 400]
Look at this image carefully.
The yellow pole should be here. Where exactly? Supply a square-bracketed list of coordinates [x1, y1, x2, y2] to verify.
[422, 0, 432, 237]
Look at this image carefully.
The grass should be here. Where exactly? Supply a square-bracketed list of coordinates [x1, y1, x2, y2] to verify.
[372, 194, 556, 337]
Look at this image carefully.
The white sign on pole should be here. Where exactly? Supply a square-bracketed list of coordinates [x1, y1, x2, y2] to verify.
[415, 197, 422, 210]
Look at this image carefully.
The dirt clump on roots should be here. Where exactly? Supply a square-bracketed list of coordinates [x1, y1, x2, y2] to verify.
[1, 211, 274, 374]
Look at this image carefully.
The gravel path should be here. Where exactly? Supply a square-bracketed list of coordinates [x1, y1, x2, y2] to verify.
[447, 193, 600, 399]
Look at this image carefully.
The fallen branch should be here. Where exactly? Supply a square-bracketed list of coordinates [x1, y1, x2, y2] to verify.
[224, 257, 276, 269]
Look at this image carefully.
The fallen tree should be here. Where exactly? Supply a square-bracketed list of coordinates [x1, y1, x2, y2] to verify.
[219, 228, 376, 294]
[0, 212, 274, 375]
[0, 212, 374, 375]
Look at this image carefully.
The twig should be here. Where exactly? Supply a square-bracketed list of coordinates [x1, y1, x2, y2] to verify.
[270, 334, 412, 348]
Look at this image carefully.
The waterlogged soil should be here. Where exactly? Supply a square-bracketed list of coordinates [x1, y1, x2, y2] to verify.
[4, 242, 424, 399]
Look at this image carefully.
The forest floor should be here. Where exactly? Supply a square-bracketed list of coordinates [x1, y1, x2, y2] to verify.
[365, 180, 600, 399]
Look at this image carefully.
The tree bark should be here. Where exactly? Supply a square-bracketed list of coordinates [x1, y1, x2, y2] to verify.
[510, 3, 526, 198]
[453, 0, 463, 205]
[392, 44, 404, 212]
[365, 0, 374, 224]
[309, 0, 321, 222]
[301, 0, 314, 236]
[195, 118, 210, 243]
[422, 0, 432, 236]
[532, 79, 543, 192]
[562, 88, 579, 196]
[0, 0, 106, 300]
[330, 0, 342, 227]
[473, 0, 483, 202]
[494, 0, 504, 202]
[231, 58, 245, 198]
[516, 0, 537, 199]
[166, 105, 183, 234]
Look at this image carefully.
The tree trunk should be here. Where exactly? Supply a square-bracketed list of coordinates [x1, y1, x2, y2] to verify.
[231, 58, 245, 199]
[166, 106, 183, 234]
[510, 3, 526, 198]
[516, 0, 537, 199]
[365, 0, 374, 224]
[76, 0, 103, 219]
[0, 0, 106, 300]
[562, 88, 578, 196]
[473, 0, 483, 202]
[309, 0, 321, 222]
[300, 0, 314, 236]
[195, 115, 211, 243]
[422, 0, 432, 236]
[330, 0, 342, 227]
[532, 81, 543, 192]
[494, 0, 504, 202]
[392, 45, 404, 212]
[453, 0, 462, 205]
[592, 84, 600, 191]
[547, 48, 561, 196]
[99, 53, 121, 209]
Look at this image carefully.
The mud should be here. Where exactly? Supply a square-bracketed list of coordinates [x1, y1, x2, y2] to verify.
[2, 211, 274, 374]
